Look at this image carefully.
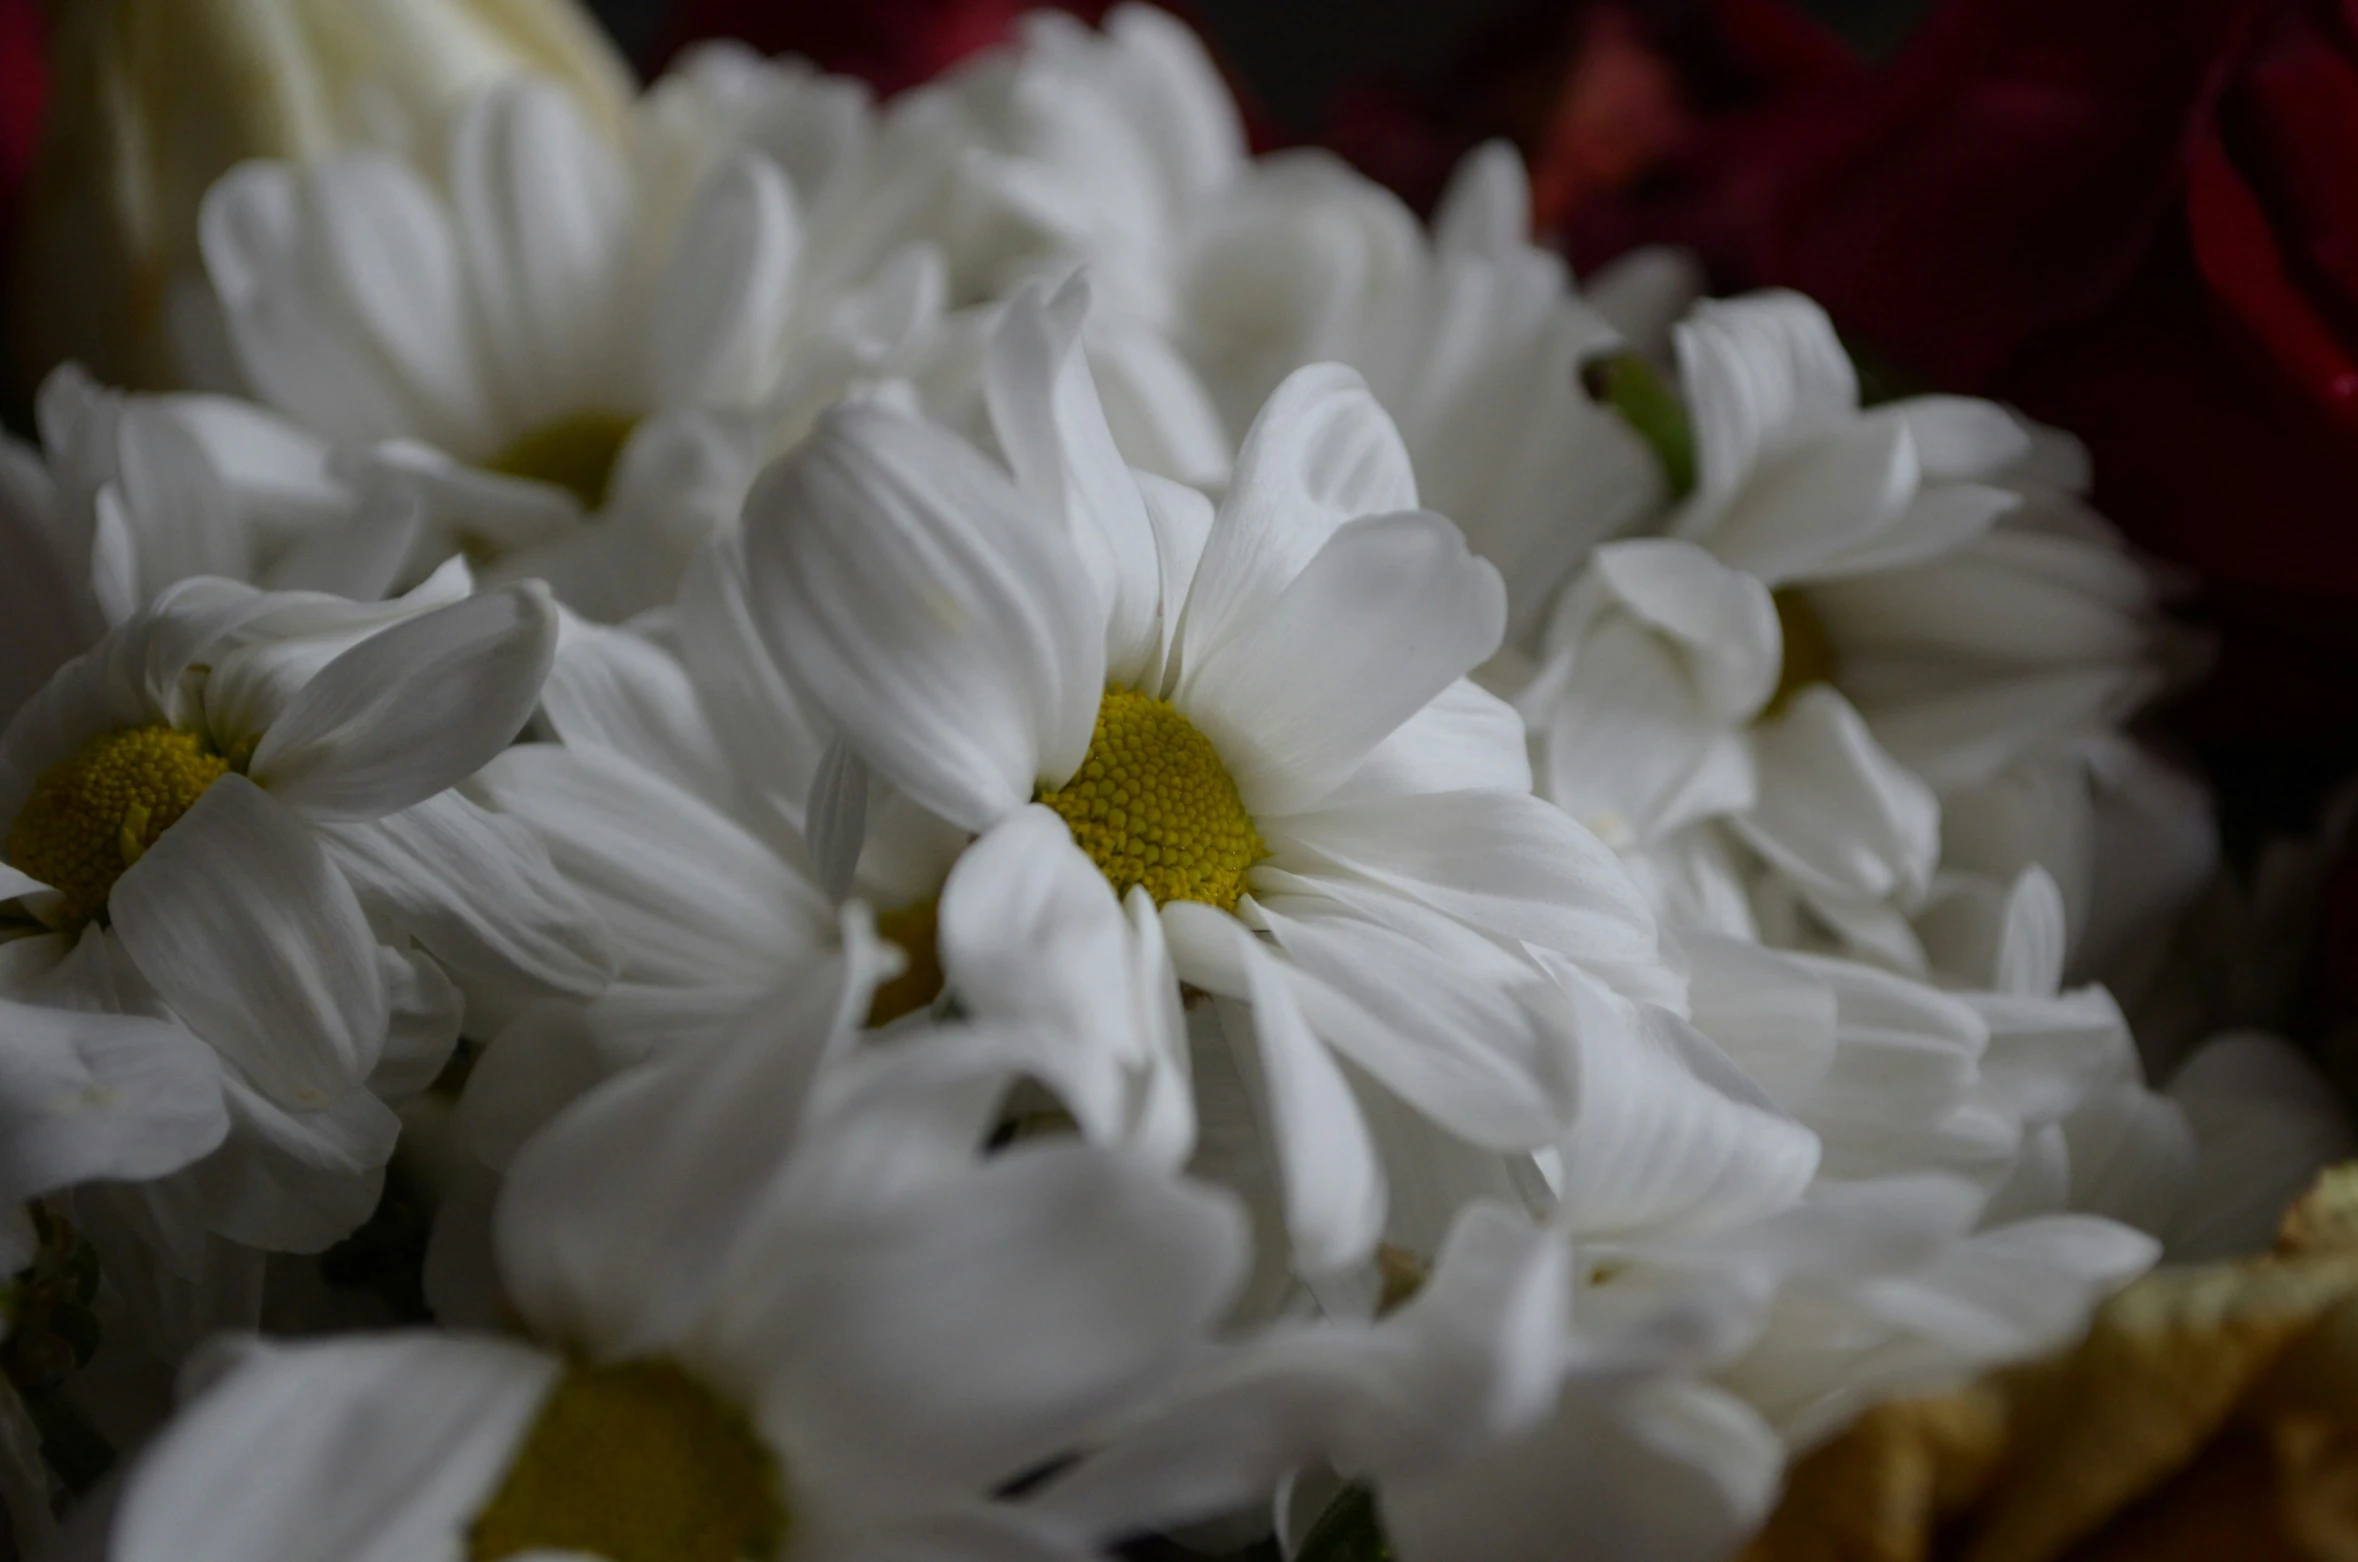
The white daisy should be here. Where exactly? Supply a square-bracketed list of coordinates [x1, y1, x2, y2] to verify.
[1524, 290, 2181, 970]
[739, 277, 1678, 1277]
[0, 364, 420, 726]
[1182, 141, 1664, 647]
[107, 954, 1248, 1562]
[196, 67, 941, 619]
[0, 574, 603, 1291]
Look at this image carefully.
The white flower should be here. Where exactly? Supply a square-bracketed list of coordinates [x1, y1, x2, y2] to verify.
[0, 574, 603, 1278]
[13, 0, 631, 389]
[740, 277, 1679, 1277]
[1184, 142, 1665, 645]
[108, 957, 1248, 1562]
[0, 364, 419, 726]
[197, 69, 942, 619]
[458, 613, 1192, 1177]
[1525, 291, 2179, 968]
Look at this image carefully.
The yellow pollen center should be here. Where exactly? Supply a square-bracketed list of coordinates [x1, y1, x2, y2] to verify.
[1764, 589, 1840, 720]
[1037, 686, 1266, 912]
[468, 1359, 786, 1562]
[6, 725, 228, 924]
[486, 411, 638, 511]
[867, 896, 945, 1027]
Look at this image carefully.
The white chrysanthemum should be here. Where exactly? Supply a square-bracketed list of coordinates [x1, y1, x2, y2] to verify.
[1523, 291, 2185, 971]
[456, 612, 1190, 1177]
[1181, 142, 1665, 646]
[196, 68, 942, 619]
[739, 277, 1681, 1277]
[107, 953, 1248, 1562]
[0, 573, 607, 1300]
[0, 364, 420, 725]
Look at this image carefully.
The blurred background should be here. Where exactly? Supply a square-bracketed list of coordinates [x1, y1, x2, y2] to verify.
[585, 0, 1941, 123]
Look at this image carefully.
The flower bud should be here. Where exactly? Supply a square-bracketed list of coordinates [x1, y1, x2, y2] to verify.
[11, 0, 633, 391]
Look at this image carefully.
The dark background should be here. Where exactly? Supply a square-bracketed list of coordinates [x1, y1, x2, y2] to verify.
[584, 0, 1939, 122]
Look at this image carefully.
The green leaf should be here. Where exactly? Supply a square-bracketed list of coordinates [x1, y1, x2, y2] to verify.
[1298, 1484, 1393, 1562]
[1598, 353, 1696, 500]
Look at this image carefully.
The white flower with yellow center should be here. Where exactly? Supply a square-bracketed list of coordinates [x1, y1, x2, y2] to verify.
[1, 363, 420, 726]
[196, 64, 941, 620]
[452, 611, 1192, 1178]
[1524, 291, 2180, 970]
[0, 573, 598, 1271]
[107, 951, 1248, 1562]
[739, 277, 1679, 1277]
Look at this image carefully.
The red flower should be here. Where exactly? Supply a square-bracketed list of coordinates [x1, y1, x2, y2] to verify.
[0, 0, 42, 258]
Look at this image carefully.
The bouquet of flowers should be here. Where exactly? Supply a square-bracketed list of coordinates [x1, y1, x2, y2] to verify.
[2, 2, 2353, 1558]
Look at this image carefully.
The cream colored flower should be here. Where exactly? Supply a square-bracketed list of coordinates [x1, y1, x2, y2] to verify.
[13, 0, 630, 390]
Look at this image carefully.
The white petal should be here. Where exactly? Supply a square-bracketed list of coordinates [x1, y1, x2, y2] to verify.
[1700, 418, 1916, 586]
[368, 944, 465, 1100]
[1164, 902, 1386, 1275]
[1554, 1004, 1821, 1241]
[1272, 789, 1660, 972]
[0, 998, 228, 1204]
[1176, 364, 1416, 678]
[1536, 615, 1757, 846]
[1385, 1381, 1782, 1562]
[112, 777, 387, 1111]
[450, 81, 633, 428]
[1433, 141, 1529, 261]
[652, 149, 801, 411]
[1322, 678, 1530, 806]
[1676, 290, 1857, 505]
[495, 948, 872, 1357]
[314, 791, 615, 1028]
[985, 277, 1164, 684]
[1880, 395, 2032, 481]
[1252, 890, 1578, 1150]
[1037, 1201, 1570, 1537]
[1737, 685, 1939, 904]
[109, 402, 254, 600]
[2168, 1032, 2358, 1261]
[112, 1334, 557, 1562]
[732, 1140, 1244, 1502]
[1591, 539, 1782, 718]
[470, 745, 823, 991]
[739, 403, 1100, 829]
[249, 583, 558, 820]
[539, 617, 741, 813]
[1183, 511, 1504, 817]
[188, 1072, 399, 1253]
[936, 805, 1142, 1141]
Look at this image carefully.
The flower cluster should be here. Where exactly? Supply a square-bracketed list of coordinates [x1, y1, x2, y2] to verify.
[1, 5, 2350, 1560]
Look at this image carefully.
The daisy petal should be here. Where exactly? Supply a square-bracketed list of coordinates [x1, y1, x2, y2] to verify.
[0, 998, 228, 1205]
[1163, 901, 1386, 1274]
[1177, 363, 1416, 676]
[737, 1139, 1244, 1501]
[652, 149, 801, 411]
[450, 81, 632, 427]
[740, 403, 1102, 826]
[111, 777, 387, 1111]
[112, 1334, 558, 1562]
[1185, 510, 1504, 816]
[250, 584, 558, 820]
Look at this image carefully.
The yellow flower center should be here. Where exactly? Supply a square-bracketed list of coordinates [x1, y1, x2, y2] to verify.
[1764, 589, 1839, 720]
[468, 1359, 786, 1562]
[486, 411, 639, 511]
[1037, 686, 1266, 913]
[6, 725, 228, 924]
[867, 896, 945, 1027]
